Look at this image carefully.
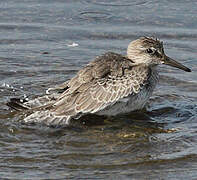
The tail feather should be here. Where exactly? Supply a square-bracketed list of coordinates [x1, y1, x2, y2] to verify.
[7, 93, 58, 111]
[7, 98, 30, 111]
[7, 94, 73, 126]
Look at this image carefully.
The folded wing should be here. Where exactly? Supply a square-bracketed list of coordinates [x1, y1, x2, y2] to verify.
[24, 52, 149, 126]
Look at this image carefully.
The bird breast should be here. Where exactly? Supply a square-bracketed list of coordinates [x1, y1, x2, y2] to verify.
[96, 67, 159, 116]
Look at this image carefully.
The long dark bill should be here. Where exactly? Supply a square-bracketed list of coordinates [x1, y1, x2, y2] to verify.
[164, 56, 191, 72]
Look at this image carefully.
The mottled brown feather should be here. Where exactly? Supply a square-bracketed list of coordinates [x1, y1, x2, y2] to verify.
[51, 53, 149, 118]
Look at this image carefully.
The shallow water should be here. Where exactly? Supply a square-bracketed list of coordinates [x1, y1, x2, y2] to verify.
[0, 0, 197, 179]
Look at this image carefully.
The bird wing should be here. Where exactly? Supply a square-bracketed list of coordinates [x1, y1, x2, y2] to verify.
[51, 52, 150, 117]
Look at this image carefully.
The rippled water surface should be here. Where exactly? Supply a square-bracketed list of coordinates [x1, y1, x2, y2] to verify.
[0, 0, 197, 179]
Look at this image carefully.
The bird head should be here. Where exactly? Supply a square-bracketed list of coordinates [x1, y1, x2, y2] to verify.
[127, 37, 191, 72]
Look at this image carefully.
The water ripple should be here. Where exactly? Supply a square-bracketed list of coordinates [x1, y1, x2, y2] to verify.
[84, 0, 148, 6]
[79, 11, 112, 20]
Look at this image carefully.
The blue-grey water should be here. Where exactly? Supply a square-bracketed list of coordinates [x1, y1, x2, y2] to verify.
[0, 0, 197, 179]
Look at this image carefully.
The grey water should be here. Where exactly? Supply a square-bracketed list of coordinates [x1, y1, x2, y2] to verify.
[0, 0, 197, 179]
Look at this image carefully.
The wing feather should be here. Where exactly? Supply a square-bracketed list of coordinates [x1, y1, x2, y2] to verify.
[26, 53, 150, 126]
[52, 64, 149, 118]
[20, 52, 151, 126]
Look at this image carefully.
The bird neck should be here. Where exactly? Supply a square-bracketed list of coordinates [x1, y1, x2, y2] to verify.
[149, 65, 159, 83]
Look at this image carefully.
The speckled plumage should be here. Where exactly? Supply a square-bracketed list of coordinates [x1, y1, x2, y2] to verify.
[7, 37, 191, 126]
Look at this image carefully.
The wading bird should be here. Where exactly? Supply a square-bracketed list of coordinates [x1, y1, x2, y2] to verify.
[7, 37, 191, 126]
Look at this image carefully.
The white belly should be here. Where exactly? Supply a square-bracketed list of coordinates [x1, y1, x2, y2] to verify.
[96, 87, 153, 116]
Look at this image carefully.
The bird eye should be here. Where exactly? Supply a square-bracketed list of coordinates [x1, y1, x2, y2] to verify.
[146, 48, 154, 54]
